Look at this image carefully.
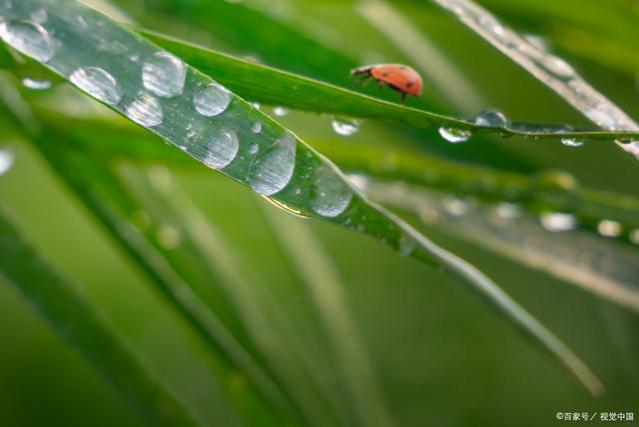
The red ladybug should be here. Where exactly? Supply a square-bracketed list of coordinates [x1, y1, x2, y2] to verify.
[351, 64, 423, 102]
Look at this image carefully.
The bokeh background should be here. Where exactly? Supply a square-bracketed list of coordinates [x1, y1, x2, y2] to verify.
[1, 0, 638, 426]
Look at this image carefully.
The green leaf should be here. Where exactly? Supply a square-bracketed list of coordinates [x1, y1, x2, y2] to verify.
[0, 208, 199, 427]
[140, 29, 639, 144]
[0, 0, 604, 395]
[428, 0, 639, 160]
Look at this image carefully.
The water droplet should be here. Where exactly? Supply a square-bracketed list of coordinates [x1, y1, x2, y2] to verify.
[439, 127, 472, 143]
[142, 52, 186, 98]
[22, 77, 50, 90]
[125, 94, 163, 127]
[248, 143, 259, 154]
[444, 198, 467, 216]
[541, 55, 575, 79]
[30, 9, 48, 24]
[398, 234, 417, 257]
[70, 67, 121, 105]
[0, 19, 53, 62]
[273, 106, 289, 117]
[561, 138, 584, 148]
[193, 83, 232, 116]
[630, 229, 639, 245]
[540, 212, 576, 232]
[202, 129, 239, 170]
[332, 117, 360, 136]
[250, 102, 261, 110]
[0, 148, 15, 176]
[474, 109, 510, 127]
[156, 225, 181, 249]
[251, 121, 262, 133]
[495, 202, 521, 219]
[310, 165, 353, 217]
[249, 133, 296, 196]
[523, 33, 549, 51]
[597, 219, 622, 237]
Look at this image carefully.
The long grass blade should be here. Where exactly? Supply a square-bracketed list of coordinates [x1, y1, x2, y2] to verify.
[429, 0, 639, 159]
[0, 0, 604, 395]
[0, 208, 199, 427]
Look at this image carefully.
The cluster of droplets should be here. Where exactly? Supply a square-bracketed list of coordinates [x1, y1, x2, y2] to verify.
[435, 0, 639, 159]
[0, 5, 359, 222]
[438, 109, 510, 144]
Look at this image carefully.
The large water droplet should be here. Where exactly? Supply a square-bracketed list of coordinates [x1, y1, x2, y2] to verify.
[474, 109, 510, 127]
[142, 52, 186, 98]
[22, 77, 51, 90]
[249, 133, 296, 196]
[332, 117, 360, 136]
[125, 94, 163, 127]
[561, 137, 584, 148]
[202, 129, 239, 170]
[597, 219, 622, 237]
[540, 212, 576, 232]
[439, 127, 472, 143]
[310, 165, 353, 217]
[70, 67, 121, 105]
[0, 148, 15, 176]
[273, 106, 289, 117]
[0, 19, 53, 62]
[193, 83, 232, 117]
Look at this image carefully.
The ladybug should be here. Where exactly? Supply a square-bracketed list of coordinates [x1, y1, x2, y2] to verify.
[351, 63, 423, 102]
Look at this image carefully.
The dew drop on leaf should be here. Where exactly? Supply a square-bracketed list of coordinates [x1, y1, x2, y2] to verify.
[125, 94, 163, 127]
[310, 165, 353, 218]
[22, 77, 51, 90]
[273, 106, 289, 117]
[332, 117, 360, 136]
[193, 83, 232, 117]
[597, 219, 622, 237]
[142, 52, 186, 98]
[473, 109, 510, 127]
[251, 121, 262, 133]
[540, 212, 576, 232]
[561, 138, 584, 148]
[0, 19, 54, 62]
[203, 129, 239, 170]
[438, 127, 472, 143]
[249, 133, 296, 196]
[70, 67, 122, 105]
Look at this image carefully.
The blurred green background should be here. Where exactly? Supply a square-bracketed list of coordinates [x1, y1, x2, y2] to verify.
[1, 0, 638, 426]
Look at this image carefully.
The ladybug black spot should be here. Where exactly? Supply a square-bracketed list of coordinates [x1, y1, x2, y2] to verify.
[382, 72, 390, 77]
[399, 66, 407, 70]
[406, 81, 414, 87]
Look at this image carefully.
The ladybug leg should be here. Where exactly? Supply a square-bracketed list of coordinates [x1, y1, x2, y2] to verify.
[354, 74, 371, 86]
[401, 91, 407, 104]
[377, 80, 386, 92]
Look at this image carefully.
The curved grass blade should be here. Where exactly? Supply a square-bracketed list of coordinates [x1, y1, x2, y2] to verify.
[261, 205, 396, 427]
[0, 208, 199, 427]
[364, 180, 639, 313]
[139, 29, 639, 144]
[25, 112, 639, 246]
[0, 0, 603, 395]
[428, 0, 639, 159]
